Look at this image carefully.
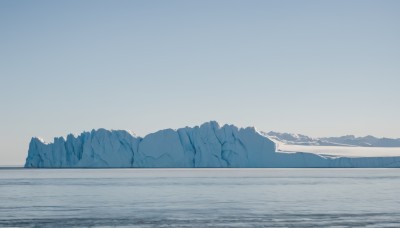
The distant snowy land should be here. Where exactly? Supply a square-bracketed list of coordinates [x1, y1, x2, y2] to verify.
[265, 131, 400, 158]
[25, 122, 400, 168]
[265, 131, 400, 147]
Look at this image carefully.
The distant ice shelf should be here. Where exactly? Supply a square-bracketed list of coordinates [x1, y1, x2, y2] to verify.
[277, 144, 400, 158]
[265, 131, 400, 147]
[25, 121, 400, 168]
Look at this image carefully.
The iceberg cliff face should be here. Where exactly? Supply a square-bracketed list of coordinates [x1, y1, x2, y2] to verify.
[25, 121, 400, 168]
[26, 129, 139, 168]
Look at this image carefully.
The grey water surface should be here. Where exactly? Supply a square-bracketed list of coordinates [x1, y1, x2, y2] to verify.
[0, 168, 399, 227]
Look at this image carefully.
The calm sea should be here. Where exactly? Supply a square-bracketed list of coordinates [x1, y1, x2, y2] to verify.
[0, 168, 399, 227]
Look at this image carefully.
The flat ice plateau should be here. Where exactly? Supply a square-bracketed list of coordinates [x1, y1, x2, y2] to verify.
[25, 121, 400, 168]
[278, 144, 400, 158]
[266, 131, 400, 147]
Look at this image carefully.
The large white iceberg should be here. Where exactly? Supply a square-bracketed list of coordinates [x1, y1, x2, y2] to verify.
[25, 121, 400, 168]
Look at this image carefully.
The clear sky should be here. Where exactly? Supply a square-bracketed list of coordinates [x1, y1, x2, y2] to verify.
[1, 0, 399, 165]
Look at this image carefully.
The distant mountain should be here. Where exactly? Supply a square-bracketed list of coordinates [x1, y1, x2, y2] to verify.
[265, 132, 400, 147]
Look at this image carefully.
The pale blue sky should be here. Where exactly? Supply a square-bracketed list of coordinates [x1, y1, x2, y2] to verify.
[1, 0, 399, 165]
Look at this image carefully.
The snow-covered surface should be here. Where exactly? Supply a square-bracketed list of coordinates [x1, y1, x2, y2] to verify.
[278, 144, 400, 158]
[25, 121, 400, 168]
[266, 131, 400, 147]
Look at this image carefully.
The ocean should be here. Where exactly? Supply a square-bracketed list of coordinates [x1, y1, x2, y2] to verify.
[0, 168, 399, 227]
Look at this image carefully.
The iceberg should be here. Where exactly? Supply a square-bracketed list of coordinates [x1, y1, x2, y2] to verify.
[25, 121, 400, 168]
